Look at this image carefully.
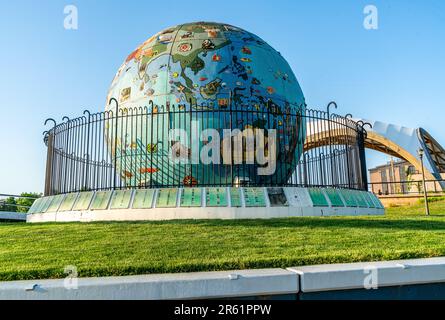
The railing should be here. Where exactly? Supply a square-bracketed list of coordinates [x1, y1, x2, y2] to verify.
[369, 179, 445, 196]
[0, 194, 39, 212]
[42, 100, 368, 195]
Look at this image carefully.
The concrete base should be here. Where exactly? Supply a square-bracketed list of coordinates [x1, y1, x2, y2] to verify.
[27, 187, 384, 223]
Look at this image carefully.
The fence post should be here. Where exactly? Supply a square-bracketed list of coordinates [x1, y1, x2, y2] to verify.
[109, 98, 119, 190]
[43, 119, 57, 196]
[326, 102, 335, 187]
[44, 132, 54, 196]
[358, 126, 368, 190]
[83, 110, 91, 191]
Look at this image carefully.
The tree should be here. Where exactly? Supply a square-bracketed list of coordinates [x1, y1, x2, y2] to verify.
[16, 193, 41, 213]
[0, 197, 17, 212]
[0, 193, 41, 213]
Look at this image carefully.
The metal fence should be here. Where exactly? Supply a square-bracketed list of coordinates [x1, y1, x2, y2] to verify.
[43, 100, 368, 195]
[369, 179, 445, 196]
[0, 194, 39, 212]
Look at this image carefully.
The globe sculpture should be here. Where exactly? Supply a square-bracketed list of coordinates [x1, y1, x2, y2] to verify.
[105, 22, 306, 187]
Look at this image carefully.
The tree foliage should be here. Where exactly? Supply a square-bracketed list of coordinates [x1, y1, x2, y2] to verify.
[0, 193, 41, 213]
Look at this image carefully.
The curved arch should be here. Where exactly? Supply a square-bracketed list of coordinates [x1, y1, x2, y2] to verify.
[365, 131, 436, 181]
[304, 127, 437, 181]
[418, 128, 445, 178]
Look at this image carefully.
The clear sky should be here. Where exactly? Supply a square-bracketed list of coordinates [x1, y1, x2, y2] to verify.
[0, 0, 444, 194]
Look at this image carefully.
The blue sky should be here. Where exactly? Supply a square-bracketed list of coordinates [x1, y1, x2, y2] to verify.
[0, 0, 444, 194]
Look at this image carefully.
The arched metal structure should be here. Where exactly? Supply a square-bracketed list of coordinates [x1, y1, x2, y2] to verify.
[418, 128, 445, 178]
[304, 118, 445, 189]
[361, 120, 445, 184]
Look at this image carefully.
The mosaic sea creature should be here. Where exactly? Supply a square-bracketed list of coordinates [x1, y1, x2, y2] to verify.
[145, 88, 155, 96]
[242, 46, 252, 54]
[158, 34, 173, 43]
[183, 175, 198, 187]
[181, 31, 193, 39]
[206, 29, 219, 38]
[139, 167, 159, 174]
[146, 143, 158, 153]
[122, 171, 133, 179]
[202, 39, 215, 50]
[120, 88, 131, 102]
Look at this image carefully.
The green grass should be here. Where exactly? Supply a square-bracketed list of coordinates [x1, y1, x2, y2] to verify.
[1, 201, 445, 281]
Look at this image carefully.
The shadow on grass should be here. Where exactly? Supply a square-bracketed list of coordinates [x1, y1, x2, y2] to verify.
[53, 215, 445, 232]
[187, 217, 445, 231]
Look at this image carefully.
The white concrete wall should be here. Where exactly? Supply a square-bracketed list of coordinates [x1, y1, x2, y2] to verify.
[2, 257, 445, 299]
[288, 257, 445, 292]
[0, 269, 298, 300]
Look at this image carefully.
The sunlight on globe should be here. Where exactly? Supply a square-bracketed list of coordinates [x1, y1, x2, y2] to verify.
[105, 21, 306, 187]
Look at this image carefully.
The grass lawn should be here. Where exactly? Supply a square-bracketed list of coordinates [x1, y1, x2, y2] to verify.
[1, 200, 445, 281]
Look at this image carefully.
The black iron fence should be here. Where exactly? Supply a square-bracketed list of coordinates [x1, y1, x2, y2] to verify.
[43, 100, 368, 195]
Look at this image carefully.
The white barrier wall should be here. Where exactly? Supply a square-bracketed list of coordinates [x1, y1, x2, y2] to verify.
[0, 269, 298, 300]
[2, 257, 445, 300]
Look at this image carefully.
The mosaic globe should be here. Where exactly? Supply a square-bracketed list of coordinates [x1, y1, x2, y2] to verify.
[106, 21, 306, 187]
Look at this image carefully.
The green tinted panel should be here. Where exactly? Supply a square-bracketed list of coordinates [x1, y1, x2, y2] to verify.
[180, 188, 202, 207]
[35, 197, 51, 213]
[369, 193, 384, 209]
[59, 193, 79, 212]
[352, 191, 368, 208]
[308, 188, 329, 207]
[47, 194, 65, 212]
[367, 193, 380, 208]
[110, 190, 133, 209]
[361, 192, 376, 208]
[339, 189, 358, 207]
[267, 188, 288, 207]
[156, 189, 178, 208]
[206, 188, 228, 207]
[376, 196, 384, 209]
[324, 189, 345, 207]
[377, 196, 384, 209]
[243, 188, 266, 207]
[73, 191, 94, 211]
[40, 196, 55, 213]
[230, 188, 242, 207]
[90, 191, 112, 210]
[28, 198, 43, 214]
[132, 189, 155, 209]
